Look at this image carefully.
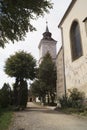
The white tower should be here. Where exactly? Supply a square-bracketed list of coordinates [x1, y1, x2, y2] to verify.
[38, 22, 57, 64]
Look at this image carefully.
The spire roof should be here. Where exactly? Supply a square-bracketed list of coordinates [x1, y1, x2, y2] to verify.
[42, 21, 52, 40]
[41, 21, 56, 42]
[46, 21, 49, 32]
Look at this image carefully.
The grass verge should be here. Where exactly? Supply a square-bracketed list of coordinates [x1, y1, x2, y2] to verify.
[0, 108, 13, 130]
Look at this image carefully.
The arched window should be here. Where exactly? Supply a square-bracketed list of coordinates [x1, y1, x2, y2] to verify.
[70, 21, 83, 61]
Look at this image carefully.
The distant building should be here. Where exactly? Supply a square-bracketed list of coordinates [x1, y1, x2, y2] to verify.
[38, 22, 57, 64]
[57, 0, 87, 97]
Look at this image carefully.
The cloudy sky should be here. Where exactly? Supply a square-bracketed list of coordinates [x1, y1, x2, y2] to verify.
[0, 0, 72, 88]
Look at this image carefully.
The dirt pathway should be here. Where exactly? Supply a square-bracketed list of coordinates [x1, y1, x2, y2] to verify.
[9, 102, 87, 130]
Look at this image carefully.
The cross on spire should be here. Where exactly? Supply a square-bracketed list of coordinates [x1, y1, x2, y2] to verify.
[46, 21, 48, 26]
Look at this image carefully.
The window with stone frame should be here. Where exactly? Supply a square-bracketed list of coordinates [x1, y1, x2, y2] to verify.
[70, 21, 83, 61]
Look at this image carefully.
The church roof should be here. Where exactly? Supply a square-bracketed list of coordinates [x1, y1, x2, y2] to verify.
[58, 0, 77, 27]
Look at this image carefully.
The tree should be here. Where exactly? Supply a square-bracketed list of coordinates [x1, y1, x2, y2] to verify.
[4, 51, 36, 109]
[30, 53, 56, 105]
[0, 83, 12, 108]
[39, 52, 57, 104]
[0, 0, 52, 47]
[19, 80, 28, 109]
[4, 51, 36, 80]
[30, 80, 47, 103]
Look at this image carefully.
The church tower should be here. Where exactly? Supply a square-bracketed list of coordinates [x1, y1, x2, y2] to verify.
[38, 22, 57, 64]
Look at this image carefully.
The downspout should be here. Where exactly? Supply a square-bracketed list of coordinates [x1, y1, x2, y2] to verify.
[60, 27, 67, 97]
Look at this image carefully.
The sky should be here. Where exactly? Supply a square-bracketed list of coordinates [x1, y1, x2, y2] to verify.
[0, 0, 72, 88]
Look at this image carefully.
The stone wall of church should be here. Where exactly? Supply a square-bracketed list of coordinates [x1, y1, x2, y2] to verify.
[56, 47, 65, 98]
[60, 0, 87, 96]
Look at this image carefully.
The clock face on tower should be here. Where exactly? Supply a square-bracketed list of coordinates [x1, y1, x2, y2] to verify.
[65, 55, 87, 86]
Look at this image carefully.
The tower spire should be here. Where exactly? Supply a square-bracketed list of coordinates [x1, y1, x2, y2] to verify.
[46, 21, 49, 32]
[42, 21, 52, 40]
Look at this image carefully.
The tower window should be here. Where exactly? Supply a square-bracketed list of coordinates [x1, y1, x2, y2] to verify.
[70, 21, 83, 61]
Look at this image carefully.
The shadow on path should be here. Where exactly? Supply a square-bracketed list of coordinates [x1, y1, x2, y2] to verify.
[25, 102, 66, 115]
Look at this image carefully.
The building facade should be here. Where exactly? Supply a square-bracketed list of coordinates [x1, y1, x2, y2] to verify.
[57, 0, 87, 97]
[56, 47, 65, 98]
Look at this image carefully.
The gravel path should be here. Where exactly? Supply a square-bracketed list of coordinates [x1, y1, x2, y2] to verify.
[9, 102, 87, 130]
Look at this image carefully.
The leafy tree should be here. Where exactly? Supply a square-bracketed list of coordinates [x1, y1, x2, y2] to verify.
[4, 51, 36, 109]
[0, 0, 52, 47]
[30, 53, 56, 104]
[30, 80, 47, 103]
[39, 52, 57, 104]
[30, 80, 40, 98]
[4, 51, 36, 80]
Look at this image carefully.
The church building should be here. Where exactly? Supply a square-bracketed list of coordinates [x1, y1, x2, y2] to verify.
[56, 47, 65, 98]
[57, 0, 87, 98]
[38, 23, 57, 64]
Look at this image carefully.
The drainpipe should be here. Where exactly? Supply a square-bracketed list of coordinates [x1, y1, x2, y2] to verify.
[60, 27, 67, 97]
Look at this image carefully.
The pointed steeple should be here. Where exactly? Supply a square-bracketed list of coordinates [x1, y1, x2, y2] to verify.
[46, 21, 49, 32]
[43, 21, 52, 40]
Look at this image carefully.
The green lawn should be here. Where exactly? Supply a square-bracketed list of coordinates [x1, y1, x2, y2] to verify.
[0, 109, 13, 130]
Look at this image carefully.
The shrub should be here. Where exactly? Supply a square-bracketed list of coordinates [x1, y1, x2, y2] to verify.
[59, 88, 85, 109]
[58, 95, 69, 108]
[0, 83, 12, 108]
[69, 88, 85, 108]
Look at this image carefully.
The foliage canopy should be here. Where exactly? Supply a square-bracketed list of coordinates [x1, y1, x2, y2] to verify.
[0, 0, 52, 47]
[4, 51, 36, 80]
